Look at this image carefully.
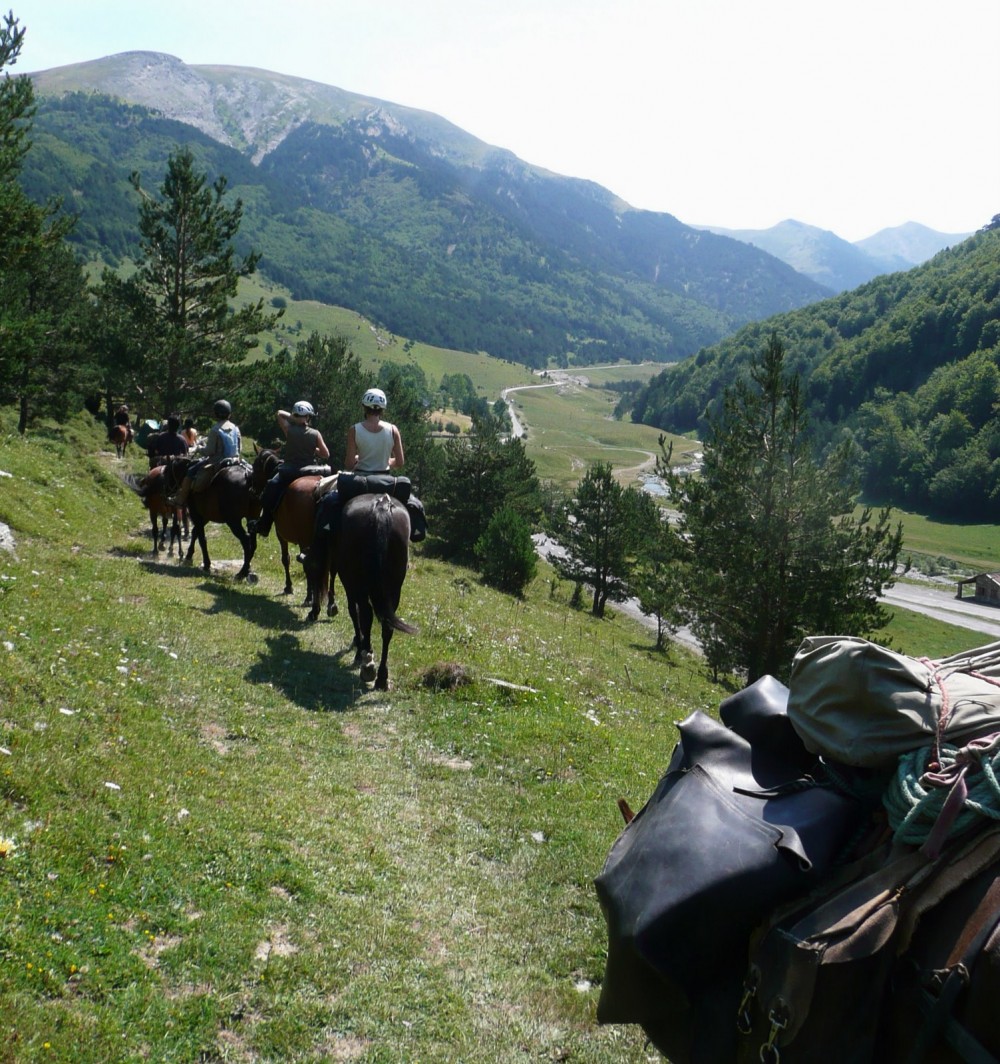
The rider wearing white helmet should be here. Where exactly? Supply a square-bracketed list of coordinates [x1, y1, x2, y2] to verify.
[347, 388, 404, 473]
[250, 400, 331, 538]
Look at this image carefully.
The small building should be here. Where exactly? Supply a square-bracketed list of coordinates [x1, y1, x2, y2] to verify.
[956, 572, 1000, 605]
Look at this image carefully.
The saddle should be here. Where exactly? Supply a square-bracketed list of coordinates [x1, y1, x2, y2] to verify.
[314, 472, 426, 542]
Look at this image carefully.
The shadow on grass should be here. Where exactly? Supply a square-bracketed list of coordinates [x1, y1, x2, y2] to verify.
[197, 582, 362, 712]
[245, 631, 359, 713]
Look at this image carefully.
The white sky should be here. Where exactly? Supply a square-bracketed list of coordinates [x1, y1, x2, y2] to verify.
[10, 0, 999, 242]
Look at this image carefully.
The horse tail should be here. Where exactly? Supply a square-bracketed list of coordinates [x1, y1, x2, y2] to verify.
[366, 496, 417, 634]
[119, 472, 151, 501]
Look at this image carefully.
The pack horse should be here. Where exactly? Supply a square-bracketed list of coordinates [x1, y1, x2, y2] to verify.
[595, 639, 1000, 1064]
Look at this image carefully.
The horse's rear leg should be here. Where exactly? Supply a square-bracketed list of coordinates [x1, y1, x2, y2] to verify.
[229, 520, 255, 581]
[186, 521, 208, 569]
[169, 511, 182, 556]
[279, 539, 294, 596]
[375, 623, 393, 691]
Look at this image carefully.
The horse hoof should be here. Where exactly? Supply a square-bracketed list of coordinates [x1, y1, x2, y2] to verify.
[327, 603, 338, 618]
[246, 572, 259, 585]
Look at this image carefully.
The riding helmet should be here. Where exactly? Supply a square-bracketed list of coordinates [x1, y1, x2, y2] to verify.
[292, 400, 315, 417]
[214, 399, 232, 419]
[362, 388, 387, 410]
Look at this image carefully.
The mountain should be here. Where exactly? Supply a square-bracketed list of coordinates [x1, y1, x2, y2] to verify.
[627, 227, 1000, 518]
[698, 218, 973, 293]
[23, 52, 829, 371]
[855, 221, 973, 271]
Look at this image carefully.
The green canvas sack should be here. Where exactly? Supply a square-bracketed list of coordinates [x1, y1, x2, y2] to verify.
[787, 637, 1000, 768]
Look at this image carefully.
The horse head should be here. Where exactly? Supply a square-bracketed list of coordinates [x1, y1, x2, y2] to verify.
[250, 447, 281, 494]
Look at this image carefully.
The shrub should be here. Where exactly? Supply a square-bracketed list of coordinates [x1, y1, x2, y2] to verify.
[474, 506, 537, 596]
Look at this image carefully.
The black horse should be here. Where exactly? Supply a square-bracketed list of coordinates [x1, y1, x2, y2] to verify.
[335, 493, 416, 690]
[161, 456, 260, 580]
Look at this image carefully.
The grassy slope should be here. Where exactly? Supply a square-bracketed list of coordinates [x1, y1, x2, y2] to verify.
[0, 411, 711, 1062]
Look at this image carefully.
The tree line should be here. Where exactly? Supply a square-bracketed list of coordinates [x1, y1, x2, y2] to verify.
[625, 224, 1000, 519]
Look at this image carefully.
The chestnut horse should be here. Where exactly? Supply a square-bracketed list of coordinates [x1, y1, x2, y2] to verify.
[335, 493, 416, 690]
[161, 456, 260, 580]
[121, 466, 184, 556]
[109, 424, 131, 459]
[250, 449, 334, 614]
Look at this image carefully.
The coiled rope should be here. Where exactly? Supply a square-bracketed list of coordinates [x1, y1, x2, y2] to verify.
[884, 731, 1000, 857]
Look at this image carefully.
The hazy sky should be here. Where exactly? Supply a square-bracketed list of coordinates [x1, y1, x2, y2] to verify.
[11, 0, 999, 242]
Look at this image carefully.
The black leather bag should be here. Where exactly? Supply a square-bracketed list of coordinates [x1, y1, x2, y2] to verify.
[595, 676, 870, 1064]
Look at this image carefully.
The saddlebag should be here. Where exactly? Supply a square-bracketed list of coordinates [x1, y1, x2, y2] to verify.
[594, 676, 870, 1064]
[735, 823, 1000, 1064]
[337, 471, 412, 503]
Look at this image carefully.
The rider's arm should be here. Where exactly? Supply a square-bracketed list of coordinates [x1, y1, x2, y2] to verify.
[314, 432, 331, 461]
[203, 426, 222, 460]
[389, 425, 404, 469]
[276, 410, 291, 436]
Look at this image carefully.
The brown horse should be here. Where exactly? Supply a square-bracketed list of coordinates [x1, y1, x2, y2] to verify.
[121, 465, 184, 556]
[109, 424, 131, 459]
[250, 449, 334, 614]
[335, 493, 416, 690]
[161, 455, 260, 580]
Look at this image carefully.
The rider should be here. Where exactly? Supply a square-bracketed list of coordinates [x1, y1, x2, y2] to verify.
[112, 403, 133, 442]
[249, 401, 331, 538]
[302, 388, 425, 577]
[152, 414, 190, 464]
[168, 399, 241, 508]
[181, 418, 199, 452]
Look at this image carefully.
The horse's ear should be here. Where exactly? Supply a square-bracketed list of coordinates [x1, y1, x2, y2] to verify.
[254, 442, 260, 454]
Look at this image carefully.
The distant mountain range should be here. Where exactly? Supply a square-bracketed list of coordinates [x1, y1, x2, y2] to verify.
[697, 219, 972, 293]
[22, 51, 965, 368]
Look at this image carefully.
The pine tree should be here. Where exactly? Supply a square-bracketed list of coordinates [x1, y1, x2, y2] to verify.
[555, 462, 658, 618]
[436, 410, 542, 557]
[665, 333, 904, 682]
[0, 11, 89, 432]
[120, 146, 279, 413]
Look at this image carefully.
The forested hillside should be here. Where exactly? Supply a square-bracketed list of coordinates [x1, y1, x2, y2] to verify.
[23, 68, 828, 370]
[629, 226, 1000, 517]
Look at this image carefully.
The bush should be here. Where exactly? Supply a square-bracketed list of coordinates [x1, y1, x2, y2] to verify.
[474, 506, 537, 596]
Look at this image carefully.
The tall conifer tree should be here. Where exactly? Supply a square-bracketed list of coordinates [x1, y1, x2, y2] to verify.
[665, 333, 904, 681]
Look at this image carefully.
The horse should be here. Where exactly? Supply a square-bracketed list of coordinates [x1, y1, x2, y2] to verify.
[160, 455, 260, 580]
[109, 424, 131, 459]
[121, 465, 184, 556]
[334, 493, 416, 690]
[595, 675, 1000, 1063]
[250, 449, 335, 615]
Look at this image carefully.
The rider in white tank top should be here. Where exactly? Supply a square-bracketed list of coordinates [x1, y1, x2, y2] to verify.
[352, 421, 395, 472]
[346, 388, 404, 473]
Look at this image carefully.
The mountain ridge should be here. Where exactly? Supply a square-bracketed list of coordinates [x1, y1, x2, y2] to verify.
[23, 54, 835, 368]
[696, 218, 972, 292]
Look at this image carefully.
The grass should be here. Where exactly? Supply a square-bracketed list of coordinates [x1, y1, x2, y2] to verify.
[861, 504, 1000, 572]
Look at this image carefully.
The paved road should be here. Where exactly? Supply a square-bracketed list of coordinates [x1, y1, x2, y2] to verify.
[882, 581, 1000, 640]
[535, 534, 1000, 652]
